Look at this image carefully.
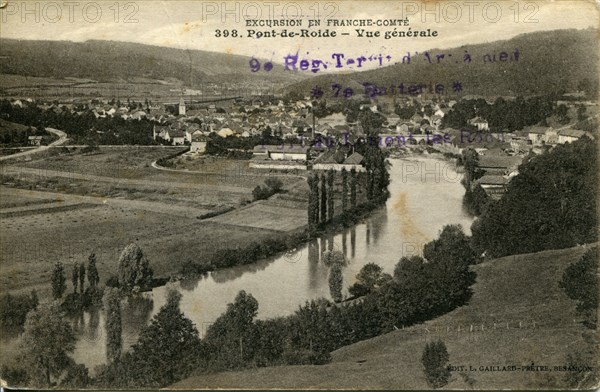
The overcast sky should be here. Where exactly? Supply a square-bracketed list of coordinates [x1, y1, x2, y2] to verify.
[1, 0, 598, 71]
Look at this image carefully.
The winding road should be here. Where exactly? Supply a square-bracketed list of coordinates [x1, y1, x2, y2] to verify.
[0, 128, 68, 162]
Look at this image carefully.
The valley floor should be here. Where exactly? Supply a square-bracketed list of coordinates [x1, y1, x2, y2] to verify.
[0, 147, 309, 296]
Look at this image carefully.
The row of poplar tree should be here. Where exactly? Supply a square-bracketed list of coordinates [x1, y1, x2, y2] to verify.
[307, 168, 358, 231]
[306, 144, 390, 232]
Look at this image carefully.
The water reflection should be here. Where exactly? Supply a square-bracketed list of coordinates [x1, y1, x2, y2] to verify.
[210, 255, 277, 284]
[62, 156, 473, 371]
[351, 227, 356, 258]
[308, 239, 319, 289]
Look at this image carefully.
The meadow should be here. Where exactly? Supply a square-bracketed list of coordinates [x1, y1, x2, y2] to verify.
[1, 147, 310, 296]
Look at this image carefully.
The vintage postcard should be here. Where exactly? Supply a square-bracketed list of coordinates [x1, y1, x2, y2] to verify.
[0, 0, 598, 389]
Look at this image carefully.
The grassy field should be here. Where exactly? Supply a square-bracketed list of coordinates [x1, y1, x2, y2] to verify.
[174, 245, 598, 390]
[0, 187, 287, 296]
[3, 149, 246, 209]
[2, 147, 306, 208]
[1, 147, 310, 296]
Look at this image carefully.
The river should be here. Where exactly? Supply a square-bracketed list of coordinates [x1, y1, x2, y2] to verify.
[8, 155, 474, 372]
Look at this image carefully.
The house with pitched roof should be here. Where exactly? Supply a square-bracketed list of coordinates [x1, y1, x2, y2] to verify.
[313, 150, 365, 171]
[190, 135, 208, 152]
[477, 155, 523, 176]
[469, 117, 489, 131]
[475, 174, 510, 199]
[557, 129, 587, 144]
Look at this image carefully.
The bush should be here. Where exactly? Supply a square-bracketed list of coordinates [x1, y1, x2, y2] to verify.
[252, 177, 285, 201]
[421, 340, 451, 389]
[0, 290, 38, 327]
[264, 177, 283, 192]
[559, 247, 598, 328]
[106, 275, 120, 288]
[252, 185, 272, 201]
[348, 263, 389, 298]
[1, 364, 29, 387]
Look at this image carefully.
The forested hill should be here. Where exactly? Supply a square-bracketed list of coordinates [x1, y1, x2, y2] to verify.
[0, 39, 305, 85]
[286, 28, 599, 97]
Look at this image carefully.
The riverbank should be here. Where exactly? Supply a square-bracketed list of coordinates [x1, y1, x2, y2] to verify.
[174, 244, 596, 389]
[2, 155, 474, 375]
[177, 196, 387, 281]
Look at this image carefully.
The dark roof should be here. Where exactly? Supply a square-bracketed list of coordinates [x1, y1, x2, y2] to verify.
[313, 149, 346, 164]
[344, 152, 364, 165]
[169, 130, 185, 137]
[526, 126, 550, 135]
[558, 129, 586, 138]
[477, 174, 509, 185]
[478, 155, 523, 169]
[263, 144, 307, 154]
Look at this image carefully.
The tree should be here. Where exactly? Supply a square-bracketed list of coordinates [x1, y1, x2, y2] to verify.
[358, 108, 385, 132]
[463, 184, 489, 216]
[103, 287, 122, 363]
[556, 104, 570, 124]
[204, 290, 259, 369]
[307, 174, 317, 231]
[265, 177, 283, 193]
[117, 243, 153, 293]
[61, 362, 91, 388]
[358, 142, 389, 202]
[395, 105, 416, 119]
[20, 302, 76, 386]
[350, 168, 357, 208]
[423, 225, 478, 310]
[423, 225, 479, 267]
[87, 253, 100, 288]
[313, 99, 331, 119]
[328, 263, 343, 302]
[71, 263, 79, 294]
[577, 105, 588, 122]
[461, 148, 481, 190]
[472, 138, 597, 258]
[348, 263, 389, 297]
[560, 247, 598, 328]
[121, 287, 202, 386]
[320, 173, 327, 224]
[51, 262, 66, 299]
[341, 168, 348, 211]
[327, 170, 334, 221]
[577, 78, 598, 97]
[421, 340, 451, 388]
[0, 290, 38, 327]
[307, 173, 320, 231]
[78, 263, 86, 294]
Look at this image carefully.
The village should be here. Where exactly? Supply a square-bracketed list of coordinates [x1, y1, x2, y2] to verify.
[3, 89, 597, 203]
[0, 14, 598, 389]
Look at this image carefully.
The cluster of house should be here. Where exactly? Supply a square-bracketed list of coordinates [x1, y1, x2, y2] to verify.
[473, 154, 523, 199]
[465, 125, 593, 199]
[7, 96, 594, 195]
[510, 126, 591, 153]
[151, 98, 330, 148]
[249, 143, 365, 172]
[9, 98, 156, 121]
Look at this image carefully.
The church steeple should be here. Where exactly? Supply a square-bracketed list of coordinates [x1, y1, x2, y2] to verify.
[178, 97, 186, 116]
